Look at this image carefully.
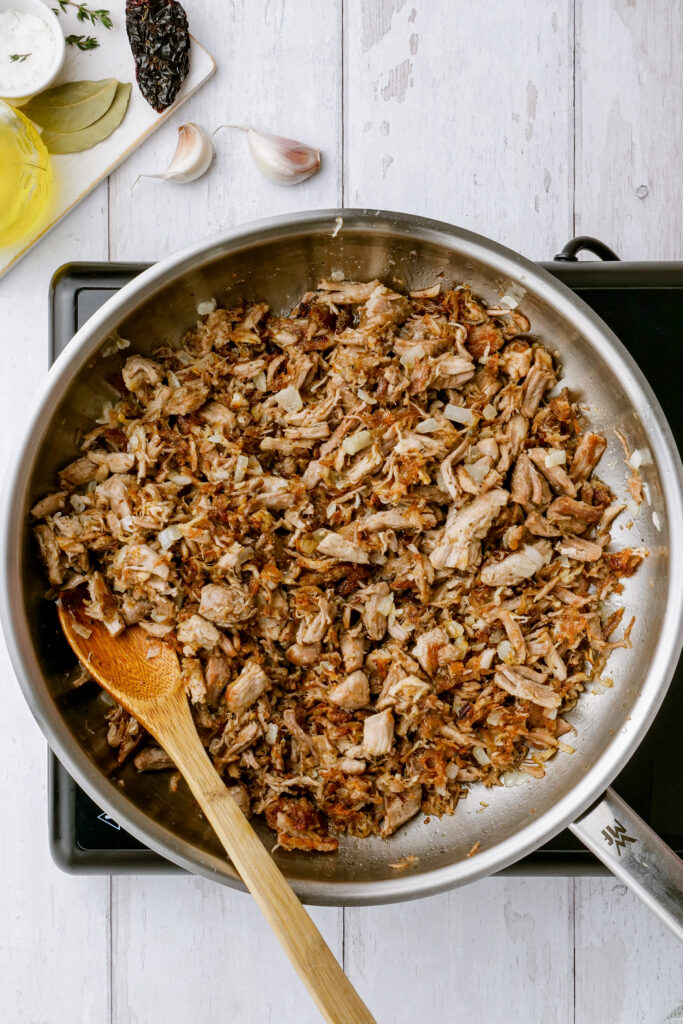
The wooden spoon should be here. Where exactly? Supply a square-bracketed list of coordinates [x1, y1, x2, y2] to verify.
[58, 595, 376, 1024]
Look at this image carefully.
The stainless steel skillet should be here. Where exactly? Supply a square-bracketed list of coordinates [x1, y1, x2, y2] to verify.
[2, 210, 682, 935]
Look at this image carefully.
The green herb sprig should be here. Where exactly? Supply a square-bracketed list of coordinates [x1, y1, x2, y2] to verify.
[10, 53, 31, 63]
[65, 34, 100, 50]
[52, 2, 113, 30]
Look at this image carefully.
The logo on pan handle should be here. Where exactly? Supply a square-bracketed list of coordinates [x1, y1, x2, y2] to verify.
[601, 819, 636, 856]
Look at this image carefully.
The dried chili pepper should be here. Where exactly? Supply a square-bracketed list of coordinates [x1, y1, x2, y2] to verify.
[125, 0, 190, 113]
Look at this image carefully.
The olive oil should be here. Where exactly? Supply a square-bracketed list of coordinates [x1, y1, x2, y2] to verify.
[0, 100, 52, 248]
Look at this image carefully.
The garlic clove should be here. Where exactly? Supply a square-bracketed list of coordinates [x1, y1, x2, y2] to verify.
[215, 125, 320, 185]
[139, 122, 214, 185]
[247, 128, 320, 185]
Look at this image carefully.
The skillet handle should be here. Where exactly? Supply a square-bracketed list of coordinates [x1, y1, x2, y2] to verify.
[553, 236, 621, 262]
[569, 787, 683, 941]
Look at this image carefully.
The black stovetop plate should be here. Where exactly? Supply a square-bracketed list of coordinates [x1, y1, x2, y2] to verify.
[48, 259, 683, 876]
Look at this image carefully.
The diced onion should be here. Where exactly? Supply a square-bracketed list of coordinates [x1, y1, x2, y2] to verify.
[547, 379, 566, 399]
[70, 494, 86, 513]
[266, 723, 278, 744]
[482, 403, 497, 421]
[158, 525, 182, 551]
[557, 741, 575, 754]
[445, 762, 458, 780]
[643, 482, 652, 505]
[454, 636, 468, 659]
[524, 543, 549, 572]
[444, 404, 474, 425]
[128, 424, 146, 454]
[70, 618, 91, 639]
[252, 371, 267, 392]
[545, 708, 558, 720]
[95, 401, 113, 425]
[326, 502, 337, 518]
[486, 709, 503, 727]
[473, 746, 491, 766]
[498, 283, 525, 309]
[466, 461, 488, 485]
[502, 771, 527, 787]
[399, 344, 425, 370]
[197, 298, 217, 316]
[207, 432, 225, 444]
[544, 449, 566, 467]
[444, 620, 464, 639]
[479, 648, 495, 670]
[497, 639, 514, 663]
[629, 448, 651, 470]
[234, 455, 249, 483]
[377, 593, 395, 617]
[410, 284, 441, 299]
[170, 473, 193, 486]
[343, 429, 372, 456]
[101, 336, 130, 358]
[395, 437, 424, 454]
[357, 388, 376, 405]
[416, 417, 440, 434]
[274, 386, 303, 413]
[652, 510, 661, 532]
[625, 498, 639, 518]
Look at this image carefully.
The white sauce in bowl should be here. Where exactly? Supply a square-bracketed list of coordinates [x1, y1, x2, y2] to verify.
[0, 9, 58, 95]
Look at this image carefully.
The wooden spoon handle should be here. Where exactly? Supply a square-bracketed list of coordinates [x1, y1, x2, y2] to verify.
[155, 691, 376, 1024]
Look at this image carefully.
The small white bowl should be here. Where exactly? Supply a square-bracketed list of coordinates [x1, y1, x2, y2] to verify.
[0, 0, 66, 103]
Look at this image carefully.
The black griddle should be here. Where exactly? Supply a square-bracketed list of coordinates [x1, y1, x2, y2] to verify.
[47, 239, 683, 875]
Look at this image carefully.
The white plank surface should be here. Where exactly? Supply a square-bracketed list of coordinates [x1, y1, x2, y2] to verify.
[575, 879, 683, 1024]
[344, 0, 574, 258]
[575, 0, 683, 260]
[344, 879, 574, 1024]
[0, 1, 681, 1022]
[112, 876, 343, 1024]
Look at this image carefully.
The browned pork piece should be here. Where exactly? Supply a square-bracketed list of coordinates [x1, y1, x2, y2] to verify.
[32, 277, 637, 852]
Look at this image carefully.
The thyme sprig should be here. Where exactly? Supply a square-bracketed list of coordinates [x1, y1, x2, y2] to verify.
[65, 34, 100, 50]
[52, 2, 113, 30]
[10, 53, 31, 63]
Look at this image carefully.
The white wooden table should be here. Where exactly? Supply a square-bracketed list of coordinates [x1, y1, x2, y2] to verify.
[1, 2, 681, 1021]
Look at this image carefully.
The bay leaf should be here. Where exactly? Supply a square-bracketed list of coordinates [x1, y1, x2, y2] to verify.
[43, 83, 132, 155]
[23, 79, 118, 133]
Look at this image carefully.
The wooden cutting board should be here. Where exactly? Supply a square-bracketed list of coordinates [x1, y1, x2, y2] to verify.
[0, 2, 215, 280]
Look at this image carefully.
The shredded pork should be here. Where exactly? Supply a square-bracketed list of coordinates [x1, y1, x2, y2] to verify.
[33, 279, 642, 853]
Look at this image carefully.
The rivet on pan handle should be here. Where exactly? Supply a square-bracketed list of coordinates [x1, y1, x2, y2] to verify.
[570, 787, 683, 941]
